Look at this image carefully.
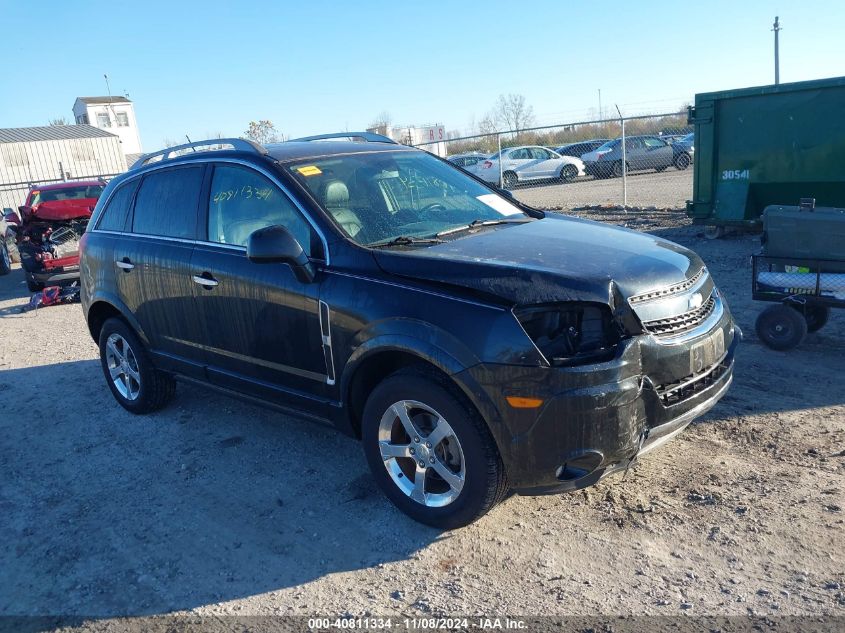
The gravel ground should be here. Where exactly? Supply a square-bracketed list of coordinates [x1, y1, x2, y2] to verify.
[512, 168, 693, 211]
[0, 212, 843, 626]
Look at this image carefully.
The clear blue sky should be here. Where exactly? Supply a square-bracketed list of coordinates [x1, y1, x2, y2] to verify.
[2, 0, 843, 149]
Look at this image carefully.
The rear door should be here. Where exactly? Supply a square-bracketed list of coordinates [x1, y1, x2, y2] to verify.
[189, 162, 329, 410]
[114, 164, 206, 378]
[503, 148, 532, 178]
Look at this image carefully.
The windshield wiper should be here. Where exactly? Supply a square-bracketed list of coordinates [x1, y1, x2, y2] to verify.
[369, 235, 444, 248]
[435, 217, 533, 238]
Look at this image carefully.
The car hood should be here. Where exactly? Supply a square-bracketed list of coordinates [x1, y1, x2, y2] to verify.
[31, 199, 96, 222]
[372, 215, 704, 308]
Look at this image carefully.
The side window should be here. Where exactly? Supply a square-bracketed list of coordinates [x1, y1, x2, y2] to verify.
[207, 164, 315, 253]
[531, 148, 552, 160]
[644, 137, 666, 149]
[96, 180, 138, 232]
[132, 166, 203, 239]
[510, 149, 527, 160]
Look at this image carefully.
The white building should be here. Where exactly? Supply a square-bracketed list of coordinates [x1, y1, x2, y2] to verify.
[0, 125, 127, 210]
[72, 96, 143, 159]
[368, 123, 447, 157]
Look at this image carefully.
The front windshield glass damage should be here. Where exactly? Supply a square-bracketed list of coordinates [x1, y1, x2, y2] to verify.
[287, 150, 528, 246]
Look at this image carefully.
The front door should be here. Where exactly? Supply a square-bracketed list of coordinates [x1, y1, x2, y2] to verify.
[190, 162, 329, 410]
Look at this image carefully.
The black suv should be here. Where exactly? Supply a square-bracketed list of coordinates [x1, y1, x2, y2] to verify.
[80, 133, 739, 528]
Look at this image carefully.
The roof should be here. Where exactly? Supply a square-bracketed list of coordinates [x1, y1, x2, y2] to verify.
[75, 96, 132, 105]
[266, 140, 416, 163]
[0, 125, 118, 144]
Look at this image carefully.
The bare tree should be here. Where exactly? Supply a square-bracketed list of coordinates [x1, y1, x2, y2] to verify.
[162, 138, 181, 148]
[243, 120, 282, 144]
[492, 93, 535, 133]
[48, 117, 69, 126]
[368, 111, 392, 135]
[477, 113, 499, 135]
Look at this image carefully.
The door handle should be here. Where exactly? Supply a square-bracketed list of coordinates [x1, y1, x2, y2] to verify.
[192, 273, 219, 288]
[115, 257, 134, 271]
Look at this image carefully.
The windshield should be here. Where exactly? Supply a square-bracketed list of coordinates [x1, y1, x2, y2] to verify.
[595, 139, 619, 151]
[287, 150, 526, 246]
[30, 184, 104, 205]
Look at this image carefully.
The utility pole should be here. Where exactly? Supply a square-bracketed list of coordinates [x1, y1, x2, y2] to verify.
[598, 89, 602, 120]
[772, 16, 782, 84]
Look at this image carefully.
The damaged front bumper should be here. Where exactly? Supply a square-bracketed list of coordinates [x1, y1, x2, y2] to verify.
[458, 304, 740, 494]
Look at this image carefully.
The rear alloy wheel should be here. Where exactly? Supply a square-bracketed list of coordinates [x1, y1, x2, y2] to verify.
[755, 304, 808, 351]
[502, 171, 518, 188]
[559, 164, 578, 182]
[674, 152, 691, 170]
[611, 161, 626, 178]
[98, 317, 176, 413]
[362, 368, 508, 529]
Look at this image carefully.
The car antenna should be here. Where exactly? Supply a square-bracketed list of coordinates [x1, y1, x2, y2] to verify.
[185, 135, 197, 152]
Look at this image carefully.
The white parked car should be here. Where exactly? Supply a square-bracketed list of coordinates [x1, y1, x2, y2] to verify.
[474, 146, 585, 187]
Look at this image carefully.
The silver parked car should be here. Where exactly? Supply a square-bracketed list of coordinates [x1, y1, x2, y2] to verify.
[447, 153, 489, 169]
[581, 135, 675, 178]
[475, 146, 585, 187]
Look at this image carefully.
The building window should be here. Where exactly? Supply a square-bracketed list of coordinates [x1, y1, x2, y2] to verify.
[96, 112, 111, 128]
[116, 112, 129, 127]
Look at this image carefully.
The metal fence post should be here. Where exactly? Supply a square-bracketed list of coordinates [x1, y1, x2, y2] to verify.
[497, 133, 503, 188]
[620, 118, 627, 208]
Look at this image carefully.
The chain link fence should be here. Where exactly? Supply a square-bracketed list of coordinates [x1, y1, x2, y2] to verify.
[417, 112, 693, 212]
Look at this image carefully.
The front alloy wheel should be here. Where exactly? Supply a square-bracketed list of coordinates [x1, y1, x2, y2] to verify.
[378, 400, 465, 507]
[362, 368, 508, 529]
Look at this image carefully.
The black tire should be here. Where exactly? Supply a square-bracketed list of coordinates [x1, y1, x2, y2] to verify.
[502, 171, 518, 188]
[0, 242, 11, 276]
[361, 367, 508, 529]
[755, 304, 808, 351]
[790, 303, 830, 333]
[25, 273, 44, 292]
[98, 317, 176, 414]
[559, 164, 578, 182]
[674, 152, 691, 170]
[611, 161, 626, 178]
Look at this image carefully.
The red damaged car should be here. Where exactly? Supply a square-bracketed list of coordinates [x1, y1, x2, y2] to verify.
[4, 181, 105, 290]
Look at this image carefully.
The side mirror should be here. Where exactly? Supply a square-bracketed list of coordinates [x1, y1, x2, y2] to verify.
[246, 225, 315, 283]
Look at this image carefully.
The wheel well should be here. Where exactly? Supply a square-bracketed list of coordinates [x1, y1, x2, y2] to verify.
[346, 351, 450, 439]
[86, 301, 123, 343]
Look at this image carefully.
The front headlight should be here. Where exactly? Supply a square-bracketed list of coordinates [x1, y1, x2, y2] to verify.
[514, 302, 623, 366]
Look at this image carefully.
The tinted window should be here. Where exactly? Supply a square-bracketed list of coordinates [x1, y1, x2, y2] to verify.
[643, 137, 666, 148]
[96, 180, 137, 232]
[132, 166, 203, 239]
[531, 148, 552, 159]
[509, 149, 529, 159]
[207, 164, 315, 253]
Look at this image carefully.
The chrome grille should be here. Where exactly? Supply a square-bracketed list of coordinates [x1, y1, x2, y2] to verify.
[629, 267, 707, 305]
[642, 295, 716, 337]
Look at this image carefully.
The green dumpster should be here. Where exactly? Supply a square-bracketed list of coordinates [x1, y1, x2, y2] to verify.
[686, 75, 845, 234]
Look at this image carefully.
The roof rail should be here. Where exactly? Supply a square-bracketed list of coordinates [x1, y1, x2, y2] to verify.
[130, 138, 269, 170]
[287, 132, 398, 144]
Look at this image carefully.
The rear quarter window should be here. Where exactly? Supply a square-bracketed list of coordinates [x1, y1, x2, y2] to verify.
[132, 166, 204, 239]
[96, 180, 138, 232]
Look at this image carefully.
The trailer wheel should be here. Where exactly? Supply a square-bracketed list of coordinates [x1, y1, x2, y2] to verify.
[790, 304, 830, 333]
[704, 225, 724, 240]
[756, 304, 807, 351]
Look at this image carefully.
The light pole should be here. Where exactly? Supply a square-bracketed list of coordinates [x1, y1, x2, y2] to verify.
[772, 16, 782, 85]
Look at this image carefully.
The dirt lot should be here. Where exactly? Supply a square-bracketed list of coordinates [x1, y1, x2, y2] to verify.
[0, 211, 843, 625]
[512, 168, 693, 211]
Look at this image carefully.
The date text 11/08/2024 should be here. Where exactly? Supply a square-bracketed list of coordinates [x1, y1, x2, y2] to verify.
[307, 617, 528, 630]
